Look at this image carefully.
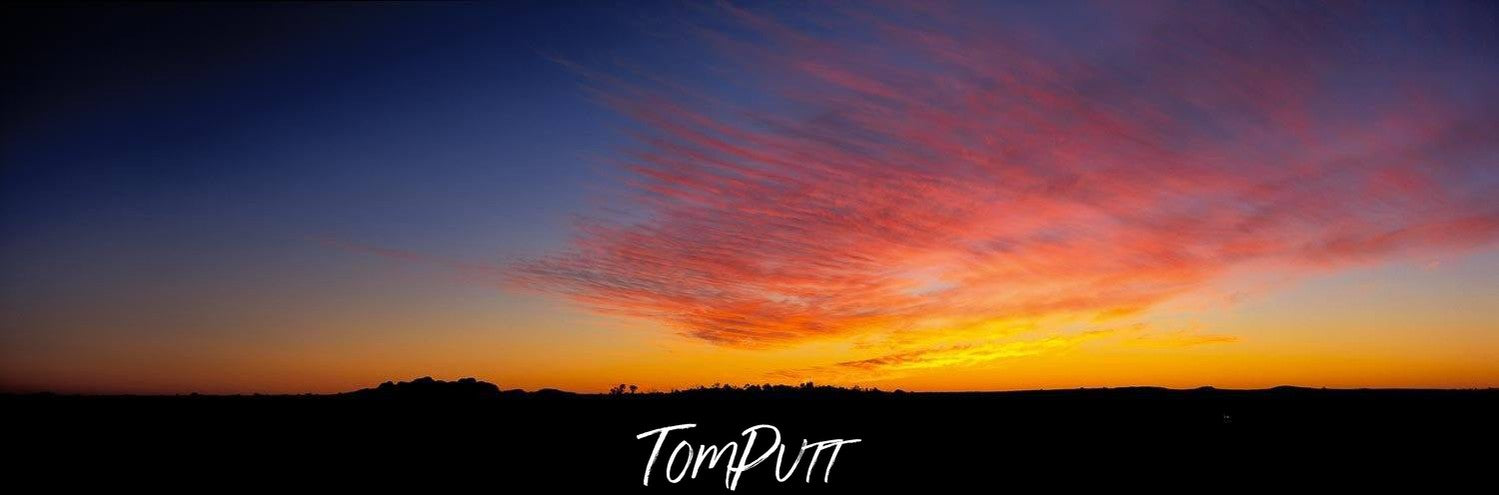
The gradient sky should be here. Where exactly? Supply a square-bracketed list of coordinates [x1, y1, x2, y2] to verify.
[2, 1, 1496, 394]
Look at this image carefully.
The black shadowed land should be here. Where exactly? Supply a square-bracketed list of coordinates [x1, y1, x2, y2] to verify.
[8, 377, 1496, 490]
[12, 374, 1493, 400]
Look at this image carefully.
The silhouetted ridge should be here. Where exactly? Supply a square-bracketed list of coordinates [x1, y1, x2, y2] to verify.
[342, 376, 504, 400]
[530, 388, 576, 398]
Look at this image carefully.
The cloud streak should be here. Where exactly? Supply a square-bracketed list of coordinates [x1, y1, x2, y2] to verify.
[769, 330, 1115, 382]
[511, 1, 1499, 367]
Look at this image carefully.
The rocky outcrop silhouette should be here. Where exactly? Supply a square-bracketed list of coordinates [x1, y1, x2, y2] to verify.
[341, 376, 505, 400]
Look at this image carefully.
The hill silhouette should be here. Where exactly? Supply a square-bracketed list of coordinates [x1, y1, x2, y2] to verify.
[5, 377, 1495, 405]
[7, 377, 1495, 490]
[341, 376, 513, 400]
[322, 378, 1496, 403]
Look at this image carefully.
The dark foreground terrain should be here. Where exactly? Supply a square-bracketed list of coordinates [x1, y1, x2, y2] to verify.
[8, 378, 1496, 491]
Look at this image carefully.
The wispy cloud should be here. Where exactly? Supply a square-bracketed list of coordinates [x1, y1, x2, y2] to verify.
[511, 2, 1499, 356]
[840, 330, 1113, 370]
[1125, 331, 1239, 349]
[773, 330, 1115, 382]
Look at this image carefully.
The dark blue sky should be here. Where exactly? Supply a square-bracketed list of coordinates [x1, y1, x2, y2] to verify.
[3, 2, 653, 260]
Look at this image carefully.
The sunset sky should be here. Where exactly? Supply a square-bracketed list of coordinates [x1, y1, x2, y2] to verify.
[3, 1, 1496, 394]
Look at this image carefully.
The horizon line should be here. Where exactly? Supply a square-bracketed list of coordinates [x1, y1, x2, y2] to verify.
[6, 379, 1498, 397]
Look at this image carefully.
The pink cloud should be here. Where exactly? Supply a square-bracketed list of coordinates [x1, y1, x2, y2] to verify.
[511, 2, 1499, 350]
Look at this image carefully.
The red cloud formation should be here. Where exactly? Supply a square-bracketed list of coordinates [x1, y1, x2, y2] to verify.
[512, 2, 1499, 349]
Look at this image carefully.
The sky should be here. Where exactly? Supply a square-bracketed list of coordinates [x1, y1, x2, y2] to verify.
[2, 1, 1496, 394]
